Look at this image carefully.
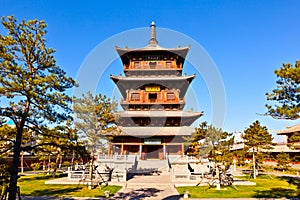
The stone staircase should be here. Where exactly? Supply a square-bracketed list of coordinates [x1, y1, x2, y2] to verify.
[135, 159, 169, 174]
[112, 159, 185, 199]
[112, 172, 179, 200]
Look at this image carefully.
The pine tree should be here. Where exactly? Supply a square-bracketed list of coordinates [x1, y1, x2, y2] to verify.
[184, 122, 207, 157]
[185, 122, 234, 169]
[0, 124, 15, 156]
[73, 91, 116, 188]
[32, 125, 80, 176]
[287, 132, 300, 150]
[205, 125, 234, 168]
[0, 156, 10, 188]
[242, 120, 273, 179]
[266, 60, 300, 119]
[276, 152, 291, 171]
[0, 16, 76, 199]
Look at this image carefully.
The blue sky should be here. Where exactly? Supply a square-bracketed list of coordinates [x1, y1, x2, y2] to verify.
[1, 0, 300, 141]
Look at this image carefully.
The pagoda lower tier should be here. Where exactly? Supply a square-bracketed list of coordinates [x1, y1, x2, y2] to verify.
[108, 126, 195, 159]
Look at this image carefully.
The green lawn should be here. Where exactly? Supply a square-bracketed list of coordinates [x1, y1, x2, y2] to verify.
[176, 175, 300, 198]
[18, 174, 122, 198]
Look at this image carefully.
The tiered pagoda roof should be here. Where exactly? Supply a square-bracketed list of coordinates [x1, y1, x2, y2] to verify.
[117, 110, 203, 126]
[117, 126, 196, 137]
[117, 110, 202, 118]
[115, 45, 190, 63]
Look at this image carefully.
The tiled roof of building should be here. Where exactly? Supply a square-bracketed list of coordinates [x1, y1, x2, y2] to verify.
[263, 144, 300, 153]
[231, 143, 300, 153]
[277, 123, 300, 135]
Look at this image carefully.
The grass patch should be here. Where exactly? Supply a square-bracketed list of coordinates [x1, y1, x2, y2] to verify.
[176, 175, 300, 198]
[18, 174, 121, 198]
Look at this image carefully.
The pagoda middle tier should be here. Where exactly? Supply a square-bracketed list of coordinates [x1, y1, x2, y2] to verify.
[111, 74, 195, 98]
[117, 110, 202, 126]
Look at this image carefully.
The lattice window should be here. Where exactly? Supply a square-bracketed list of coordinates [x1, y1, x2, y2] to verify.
[131, 93, 140, 101]
[167, 93, 175, 100]
[157, 92, 162, 100]
[134, 62, 140, 69]
[166, 62, 172, 68]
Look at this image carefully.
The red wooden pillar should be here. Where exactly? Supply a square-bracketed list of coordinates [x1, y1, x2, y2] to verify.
[121, 143, 124, 155]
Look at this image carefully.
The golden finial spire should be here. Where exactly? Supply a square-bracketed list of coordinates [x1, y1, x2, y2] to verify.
[148, 21, 158, 45]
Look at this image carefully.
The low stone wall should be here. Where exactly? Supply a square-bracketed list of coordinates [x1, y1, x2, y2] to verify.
[67, 168, 112, 182]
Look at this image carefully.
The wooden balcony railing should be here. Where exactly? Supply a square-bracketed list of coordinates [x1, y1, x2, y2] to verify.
[124, 61, 182, 70]
[120, 98, 185, 105]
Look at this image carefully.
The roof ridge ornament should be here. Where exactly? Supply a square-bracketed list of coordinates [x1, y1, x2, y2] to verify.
[148, 21, 158, 46]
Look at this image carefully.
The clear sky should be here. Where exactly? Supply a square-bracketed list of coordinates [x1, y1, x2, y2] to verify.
[1, 0, 300, 141]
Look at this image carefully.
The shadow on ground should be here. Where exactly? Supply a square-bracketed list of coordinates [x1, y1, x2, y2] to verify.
[254, 187, 298, 198]
[22, 197, 105, 200]
[28, 187, 81, 197]
[254, 176, 300, 198]
[162, 194, 182, 200]
[112, 188, 162, 200]
[19, 174, 67, 182]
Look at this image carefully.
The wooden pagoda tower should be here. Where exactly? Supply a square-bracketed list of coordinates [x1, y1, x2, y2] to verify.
[110, 22, 202, 160]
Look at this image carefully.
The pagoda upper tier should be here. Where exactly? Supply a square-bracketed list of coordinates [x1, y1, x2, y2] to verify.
[115, 22, 190, 77]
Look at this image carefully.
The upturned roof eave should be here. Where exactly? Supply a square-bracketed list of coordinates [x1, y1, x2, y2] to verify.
[110, 74, 196, 81]
[116, 111, 203, 118]
[115, 45, 190, 58]
[114, 126, 195, 136]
